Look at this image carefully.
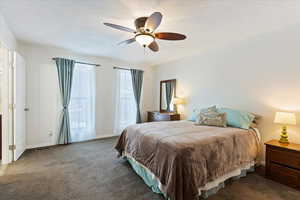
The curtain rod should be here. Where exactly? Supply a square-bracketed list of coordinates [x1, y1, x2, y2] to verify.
[113, 66, 130, 71]
[52, 58, 101, 67]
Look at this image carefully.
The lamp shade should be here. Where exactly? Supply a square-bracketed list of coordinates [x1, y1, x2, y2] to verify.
[173, 97, 185, 105]
[274, 112, 296, 125]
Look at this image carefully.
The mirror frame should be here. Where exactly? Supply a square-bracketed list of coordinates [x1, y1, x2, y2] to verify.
[160, 79, 177, 112]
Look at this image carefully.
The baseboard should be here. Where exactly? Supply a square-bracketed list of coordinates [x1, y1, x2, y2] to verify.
[26, 134, 118, 150]
[70, 134, 118, 145]
[26, 142, 55, 150]
[95, 134, 118, 139]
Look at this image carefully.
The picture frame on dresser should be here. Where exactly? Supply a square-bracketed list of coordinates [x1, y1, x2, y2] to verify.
[147, 111, 180, 122]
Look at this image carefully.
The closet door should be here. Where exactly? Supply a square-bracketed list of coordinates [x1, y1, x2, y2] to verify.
[13, 52, 26, 161]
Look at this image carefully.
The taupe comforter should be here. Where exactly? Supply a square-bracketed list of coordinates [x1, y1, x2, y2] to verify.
[115, 121, 260, 200]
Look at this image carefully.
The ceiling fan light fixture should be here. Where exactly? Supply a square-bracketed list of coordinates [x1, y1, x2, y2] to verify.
[104, 12, 186, 52]
[135, 34, 154, 47]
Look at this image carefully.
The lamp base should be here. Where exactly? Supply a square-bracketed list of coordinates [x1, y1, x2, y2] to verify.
[279, 125, 289, 144]
[279, 138, 289, 144]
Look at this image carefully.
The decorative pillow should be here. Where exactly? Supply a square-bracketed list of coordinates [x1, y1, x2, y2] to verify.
[201, 105, 218, 113]
[251, 113, 262, 125]
[217, 108, 255, 129]
[188, 106, 218, 121]
[249, 122, 257, 128]
[195, 110, 227, 127]
[188, 109, 200, 121]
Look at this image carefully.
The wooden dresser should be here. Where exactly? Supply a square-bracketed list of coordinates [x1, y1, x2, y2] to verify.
[0, 115, 2, 160]
[265, 140, 300, 190]
[147, 111, 180, 122]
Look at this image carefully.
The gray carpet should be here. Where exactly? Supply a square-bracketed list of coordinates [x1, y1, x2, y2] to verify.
[0, 137, 299, 200]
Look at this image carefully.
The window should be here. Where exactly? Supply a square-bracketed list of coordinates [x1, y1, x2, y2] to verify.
[69, 64, 96, 142]
[114, 69, 137, 135]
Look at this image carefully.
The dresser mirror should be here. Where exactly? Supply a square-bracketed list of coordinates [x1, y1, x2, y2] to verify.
[160, 79, 176, 112]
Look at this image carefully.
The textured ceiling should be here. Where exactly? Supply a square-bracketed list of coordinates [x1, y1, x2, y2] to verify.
[1, 0, 300, 65]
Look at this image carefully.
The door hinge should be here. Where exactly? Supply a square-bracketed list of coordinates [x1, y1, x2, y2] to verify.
[9, 145, 16, 151]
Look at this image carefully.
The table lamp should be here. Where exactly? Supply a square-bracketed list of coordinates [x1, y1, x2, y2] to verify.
[274, 112, 296, 143]
[173, 97, 185, 114]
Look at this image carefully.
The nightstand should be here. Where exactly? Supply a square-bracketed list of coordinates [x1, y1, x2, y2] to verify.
[147, 111, 180, 122]
[265, 140, 300, 190]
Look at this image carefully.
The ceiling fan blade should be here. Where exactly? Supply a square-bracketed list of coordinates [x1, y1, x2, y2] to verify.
[103, 23, 136, 33]
[135, 17, 148, 30]
[155, 32, 186, 40]
[148, 41, 159, 52]
[117, 38, 136, 45]
[145, 12, 163, 32]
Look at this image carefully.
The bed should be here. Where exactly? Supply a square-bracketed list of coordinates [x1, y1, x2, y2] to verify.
[115, 120, 260, 200]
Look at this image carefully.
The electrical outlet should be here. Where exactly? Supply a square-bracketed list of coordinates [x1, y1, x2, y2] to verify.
[49, 132, 53, 137]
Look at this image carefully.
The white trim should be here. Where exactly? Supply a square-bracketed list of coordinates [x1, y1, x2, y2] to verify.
[26, 142, 55, 150]
[95, 134, 117, 139]
[0, 43, 14, 165]
[26, 134, 117, 149]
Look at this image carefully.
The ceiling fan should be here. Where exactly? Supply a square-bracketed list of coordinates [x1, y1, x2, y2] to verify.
[103, 12, 186, 52]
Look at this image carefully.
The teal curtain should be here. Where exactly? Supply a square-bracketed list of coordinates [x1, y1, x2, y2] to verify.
[130, 69, 144, 123]
[55, 58, 75, 144]
[165, 81, 175, 112]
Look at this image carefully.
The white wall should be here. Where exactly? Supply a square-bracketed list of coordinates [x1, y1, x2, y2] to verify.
[18, 42, 155, 149]
[0, 12, 17, 50]
[0, 11, 17, 114]
[152, 24, 300, 153]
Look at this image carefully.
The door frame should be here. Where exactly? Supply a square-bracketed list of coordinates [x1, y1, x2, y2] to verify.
[12, 51, 26, 161]
[0, 42, 14, 165]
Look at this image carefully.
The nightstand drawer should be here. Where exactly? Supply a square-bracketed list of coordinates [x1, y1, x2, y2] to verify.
[265, 140, 300, 190]
[269, 162, 300, 189]
[268, 149, 300, 170]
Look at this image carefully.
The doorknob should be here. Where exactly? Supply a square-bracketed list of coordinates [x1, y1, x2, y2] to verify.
[24, 108, 29, 111]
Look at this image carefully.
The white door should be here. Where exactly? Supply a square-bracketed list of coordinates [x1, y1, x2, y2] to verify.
[13, 52, 26, 161]
[0, 44, 14, 164]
